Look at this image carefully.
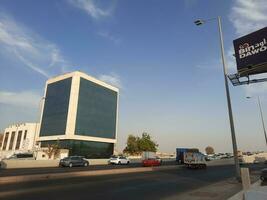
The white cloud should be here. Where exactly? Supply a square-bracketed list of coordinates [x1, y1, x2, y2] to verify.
[97, 31, 121, 44]
[229, 0, 267, 36]
[0, 14, 70, 78]
[226, 47, 237, 73]
[69, 0, 115, 19]
[0, 90, 41, 108]
[98, 73, 122, 88]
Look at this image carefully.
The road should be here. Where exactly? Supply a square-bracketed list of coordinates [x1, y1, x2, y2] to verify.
[0, 159, 176, 177]
[0, 160, 266, 200]
[0, 158, 233, 177]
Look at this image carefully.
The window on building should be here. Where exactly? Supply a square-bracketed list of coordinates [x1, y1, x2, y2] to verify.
[41, 140, 114, 159]
[24, 130, 27, 140]
[39, 78, 72, 136]
[8, 131, 16, 150]
[15, 131, 23, 150]
[75, 78, 117, 139]
[2, 132, 9, 150]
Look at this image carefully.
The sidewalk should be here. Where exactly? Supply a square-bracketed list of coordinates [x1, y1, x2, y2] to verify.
[163, 176, 259, 200]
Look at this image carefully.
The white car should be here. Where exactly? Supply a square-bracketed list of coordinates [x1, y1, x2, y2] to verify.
[109, 156, 130, 165]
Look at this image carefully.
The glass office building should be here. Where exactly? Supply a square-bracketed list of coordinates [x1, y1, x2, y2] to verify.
[38, 71, 118, 158]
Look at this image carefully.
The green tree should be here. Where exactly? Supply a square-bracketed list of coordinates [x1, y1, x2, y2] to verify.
[138, 132, 158, 152]
[205, 146, 215, 155]
[123, 133, 159, 155]
[123, 134, 140, 155]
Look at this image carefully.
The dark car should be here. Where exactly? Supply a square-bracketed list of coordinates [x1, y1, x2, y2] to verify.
[260, 168, 267, 181]
[59, 156, 89, 168]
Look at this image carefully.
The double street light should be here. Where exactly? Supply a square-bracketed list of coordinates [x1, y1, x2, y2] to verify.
[194, 16, 241, 179]
[246, 96, 267, 146]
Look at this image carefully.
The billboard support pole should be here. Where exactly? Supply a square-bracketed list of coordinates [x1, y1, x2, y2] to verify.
[217, 16, 241, 179]
[257, 96, 267, 146]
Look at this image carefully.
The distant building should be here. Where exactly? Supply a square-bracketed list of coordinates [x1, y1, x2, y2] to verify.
[0, 134, 3, 148]
[0, 123, 38, 158]
[37, 71, 119, 159]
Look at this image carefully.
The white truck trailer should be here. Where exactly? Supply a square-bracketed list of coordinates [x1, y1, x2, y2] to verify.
[184, 152, 207, 169]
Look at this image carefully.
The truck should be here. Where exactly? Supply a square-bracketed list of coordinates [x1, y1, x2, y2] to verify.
[184, 152, 207, 169]
[176, 148, 199, 164]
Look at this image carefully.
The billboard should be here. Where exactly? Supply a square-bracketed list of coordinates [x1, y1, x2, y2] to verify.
[233, 27, 267, 77]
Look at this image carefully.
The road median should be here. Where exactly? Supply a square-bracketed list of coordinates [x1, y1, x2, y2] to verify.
[0, 165, 180, 185]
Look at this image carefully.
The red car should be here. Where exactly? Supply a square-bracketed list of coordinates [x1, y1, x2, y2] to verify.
[142, 158, 161, 167]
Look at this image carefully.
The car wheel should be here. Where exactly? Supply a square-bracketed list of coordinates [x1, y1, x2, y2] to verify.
[69, 163, 73, 168]
[84, 162, 88, 167]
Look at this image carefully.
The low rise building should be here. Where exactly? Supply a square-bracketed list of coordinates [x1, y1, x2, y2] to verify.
[0, 123, 38, 158]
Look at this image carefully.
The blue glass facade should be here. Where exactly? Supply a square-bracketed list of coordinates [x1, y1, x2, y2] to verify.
[41, 140, 114, 158]
[39, 78, 72, 136]
[75, 78, 117, 139]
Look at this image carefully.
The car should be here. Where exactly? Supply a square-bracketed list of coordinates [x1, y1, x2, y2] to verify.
[253, 160, 260, 164]
[155, 156, 162, 163]
[6, 153, 34, 160]
[59, 156, 89, 168]
[142, 158, 161, 167]
[108, 156, 130, 165]
[204, 156, 211, 161]
[260, 168, 267, 181]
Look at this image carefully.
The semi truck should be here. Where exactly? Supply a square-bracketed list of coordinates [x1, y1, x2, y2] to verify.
[184, 152, 207, 169]
[176, 148, 199, 164]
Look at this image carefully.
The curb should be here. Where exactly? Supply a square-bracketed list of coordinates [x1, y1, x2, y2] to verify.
[227, 179, 262, 200]
[0, 165, 180, 185]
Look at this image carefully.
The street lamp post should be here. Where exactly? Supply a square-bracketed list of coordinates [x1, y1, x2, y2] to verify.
[194, 16, 241, 179]
[247, 96, 267, 146]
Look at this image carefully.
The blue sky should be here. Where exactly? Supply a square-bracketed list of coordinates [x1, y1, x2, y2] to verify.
[1, 0, 267, 153]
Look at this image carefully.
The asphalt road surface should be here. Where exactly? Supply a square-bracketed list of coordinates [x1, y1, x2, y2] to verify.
[0, 159, 176, 177]
[1, 161, 266, 200]
[0, 158, 233, 177]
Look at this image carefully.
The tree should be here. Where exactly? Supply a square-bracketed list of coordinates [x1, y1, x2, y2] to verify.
[205, 146, 215, 155]
[123, 135, 140, 155]
[138, 132, 158, 152]
[44, 140, 60, 159]
[123, 132, 158, 155]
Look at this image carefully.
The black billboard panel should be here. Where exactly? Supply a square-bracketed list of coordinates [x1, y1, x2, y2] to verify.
[233, 27, 267, 77]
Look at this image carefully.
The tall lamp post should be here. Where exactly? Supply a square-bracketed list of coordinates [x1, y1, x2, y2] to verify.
[194, 16, 240, 179]
[247, 96, 267, 146]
